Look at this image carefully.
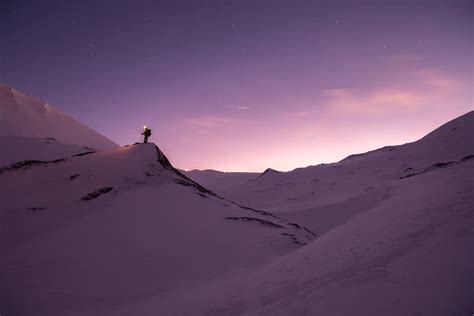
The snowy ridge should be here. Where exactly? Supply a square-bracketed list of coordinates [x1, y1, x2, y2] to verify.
[0, 142, 318, 315]
[190, 111, 474, 219]
[0, 83, 118, 150]
[0, 109, 472, 315]
[132, 111, 473, 315]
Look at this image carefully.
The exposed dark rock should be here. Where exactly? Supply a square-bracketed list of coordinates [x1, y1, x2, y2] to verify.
[0, 159, 66, 174]
[226, 216, 283, 228]
[399, 173, 418, 179]
[364, 186, 376, 192]
[71, 151, 95, 157]
[287, 222, 301, 229]
[432, 161, 455, 168]
[304, 227, 317, 236]
[155, 145, 175, 171]
[26, 207, 45, 211]
[287, 223, 317, 236]
[70, 174, 80, 180]
[461, 155, 474, 162]
[81, 187, 114, 201]
[281, 232, 305, 245]
[237, 205, 275, 217]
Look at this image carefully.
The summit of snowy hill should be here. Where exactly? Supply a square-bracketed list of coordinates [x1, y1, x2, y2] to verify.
[0, 142, 315, 316]
[0, 83, 118, 150]
[419, 110, 473, 143]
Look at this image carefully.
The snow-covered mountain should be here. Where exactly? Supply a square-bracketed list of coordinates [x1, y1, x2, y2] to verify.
[0, 142, 314, 316]
[168, 111, 472, 315]
[0, 105, 472, 315]
[188, 111, 474, 234]
[0, 83, 118, 150]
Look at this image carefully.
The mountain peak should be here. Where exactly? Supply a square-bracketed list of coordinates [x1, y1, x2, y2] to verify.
[0, 84, 118, 150]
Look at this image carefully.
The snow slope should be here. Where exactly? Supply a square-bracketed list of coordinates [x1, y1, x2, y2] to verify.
[1, 111, 472, 315]
[98, 112, 472, 315]
[0, 136, 96, 167]
[107, 158, 474, 315]
[0, 143, 314, 316]
[0, 83, 118, 150]
[186, 169, 258, 190]
[189, 111, 474, 234]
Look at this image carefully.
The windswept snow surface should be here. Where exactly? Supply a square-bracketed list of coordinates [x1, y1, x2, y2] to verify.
[0, 83, 118, 150]
[0, 136, 95, 167]
[1, 111, 473, 315]
[0, 143, 313, 316]
[173, 111, 472, 315]
[189, 111, 474, 234]
[186, 169, 258, 190]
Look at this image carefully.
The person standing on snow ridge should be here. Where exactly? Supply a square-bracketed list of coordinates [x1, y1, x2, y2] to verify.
[142, 125, 152, 143]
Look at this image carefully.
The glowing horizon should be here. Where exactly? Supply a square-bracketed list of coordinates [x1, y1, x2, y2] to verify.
[1, 1, 472, 172]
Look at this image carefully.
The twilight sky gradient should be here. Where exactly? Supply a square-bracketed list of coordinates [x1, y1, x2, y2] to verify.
[0, 0, 472, 172]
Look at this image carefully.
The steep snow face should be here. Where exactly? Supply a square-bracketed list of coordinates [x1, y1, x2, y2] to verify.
[0, 143, 314, 316]
[0, 136, 95, 167]
[0, 83, 118, 150]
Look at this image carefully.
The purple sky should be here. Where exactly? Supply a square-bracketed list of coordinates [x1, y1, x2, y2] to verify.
[1, 0, 472, 171]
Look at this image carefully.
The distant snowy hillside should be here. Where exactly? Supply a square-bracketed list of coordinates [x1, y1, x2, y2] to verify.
[126, 112, 472, 315]
[0, 83, 118, 150]
[189, 111, 474, 234]
[1, 111, 472, 316]
[186, 169, 258, 189]
[0, 143, 314, 316]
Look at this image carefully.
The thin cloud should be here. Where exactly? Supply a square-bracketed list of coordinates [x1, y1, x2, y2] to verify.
[231, 106, 250, 110]
[325, 88, 426, 114]
[325, 67, 464, 115]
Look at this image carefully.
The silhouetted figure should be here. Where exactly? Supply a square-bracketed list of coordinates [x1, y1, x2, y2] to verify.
[142, 126, 152, 143]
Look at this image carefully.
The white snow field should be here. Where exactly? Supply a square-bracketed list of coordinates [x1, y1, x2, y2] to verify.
[0, 90, 472, 316]
[0, 143, 314, 316]
[0, 83, 118, 150]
